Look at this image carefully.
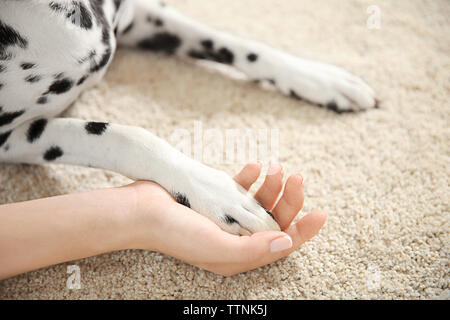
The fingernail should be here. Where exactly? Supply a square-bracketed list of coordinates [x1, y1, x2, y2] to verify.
[267, 163, 281, 176]
[297, 174, 303, 185]
[270, 235, 293, 253]
[249, 161, 262, 169]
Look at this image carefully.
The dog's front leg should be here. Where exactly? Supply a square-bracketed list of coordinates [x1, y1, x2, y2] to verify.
[0, 118, 279, 235]
[116, 0, 377, 112]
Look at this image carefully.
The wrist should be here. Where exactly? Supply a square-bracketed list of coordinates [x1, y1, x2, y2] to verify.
[82, 185, 141, 253]
[120, 181, 172, 251]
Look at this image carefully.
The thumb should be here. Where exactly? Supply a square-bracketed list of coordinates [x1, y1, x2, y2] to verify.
[231, 210, 327, 268]
[232, 231, 293, 263]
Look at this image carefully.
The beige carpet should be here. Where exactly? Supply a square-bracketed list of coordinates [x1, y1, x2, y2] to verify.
[0, 0, 449, 299]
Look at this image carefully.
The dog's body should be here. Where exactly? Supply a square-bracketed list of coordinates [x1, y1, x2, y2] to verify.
[0, 0, 376, 235]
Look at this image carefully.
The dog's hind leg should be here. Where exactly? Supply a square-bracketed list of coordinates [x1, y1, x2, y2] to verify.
[116, 0, 377, 112]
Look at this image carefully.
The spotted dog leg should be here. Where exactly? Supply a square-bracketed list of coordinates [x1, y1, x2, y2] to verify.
[0, 0, 278, 235]
[0, 117, 280, 235]
[117, 0, 377, 112]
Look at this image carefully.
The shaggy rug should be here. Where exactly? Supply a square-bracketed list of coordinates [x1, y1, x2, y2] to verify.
[0, 0, 448, 299]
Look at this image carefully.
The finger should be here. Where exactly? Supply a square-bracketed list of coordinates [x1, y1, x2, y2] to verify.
[225, 230, 291, 265]
[272, 174, 304, 230]
[224, 210, 327, 274]
[284, 210, 327, 253]
[233, 162, 262, 191]
[254, 163, 284, 210]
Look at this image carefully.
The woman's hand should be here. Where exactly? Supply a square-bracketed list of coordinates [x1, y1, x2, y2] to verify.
[129, 162, 327, 276]
[0, 162, 326, 279]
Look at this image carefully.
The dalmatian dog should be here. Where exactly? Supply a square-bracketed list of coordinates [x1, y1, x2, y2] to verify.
[0, 0, 377, 235]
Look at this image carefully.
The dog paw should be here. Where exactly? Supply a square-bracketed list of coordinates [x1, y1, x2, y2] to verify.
[172, 163, 280, 235]
[270, 55, 378, 112]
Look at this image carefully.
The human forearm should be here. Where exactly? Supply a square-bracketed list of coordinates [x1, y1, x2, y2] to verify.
[0, 185, 137, 280]
[0, 163, 327, 280]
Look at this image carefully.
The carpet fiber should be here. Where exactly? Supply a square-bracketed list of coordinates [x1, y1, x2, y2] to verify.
[0, 0, 449, 299]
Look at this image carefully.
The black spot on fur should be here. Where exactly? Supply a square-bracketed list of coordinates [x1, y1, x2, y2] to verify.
[49, 1, 93, 30]
[173, 192, 191, 208]
[44, 146, 63, 161]
[247, 53, 258, 62]
[216, 48, 234, 64]
[374, 99, 380, 109]
[113, 0, 122, 10]
[224, 214, 238, 225]
[254, 79, 275, 86]
[264, 208, 276, 220]
[121, 22, 134, 35]
[25, 75, 42, 83]
[138, 32, 181, 55]
[77, 75, 88, 86]
[20, 62, 35, 70]
[85, 122, 109, 135]
[27, 119, 48, 143]
[49, 1, 64, 12]
[78, 50, 96, 64]
[90, 0, 112, 61]
[20, 62, 36, 70]
[0, 130, 12, 148]
[87, 0, 109, 44]
[90, 0, 107, 26]
[37, 96, 48, 104]
[47, 78, 73, 94]
[326, 101, 342, 113]
[77, 2, 93, 29]
[90, 49, 112, 72]
[0, 83, 3, 91]
[0, 109, 25, 127]
[101, 27, 110, 45]
[290, 90, 302, 101]
[325, 102, 352, 114]
[154, 19, 164, 27]
[201, 40, 213, 50]
[188, 50, 206, 60]
[188, 45, 234, 65]
[0, 51, 12, 61]
[254, 200, 276, 221]
[54, 72, 65, 79]
[0, 20, 28, 52]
